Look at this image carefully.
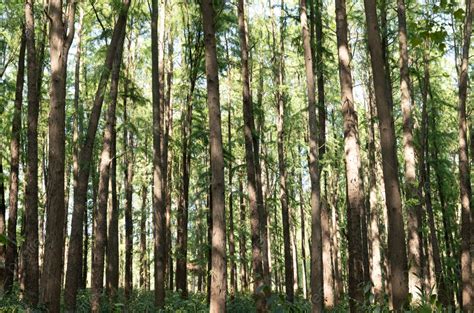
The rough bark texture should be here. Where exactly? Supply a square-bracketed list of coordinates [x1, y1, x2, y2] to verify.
[23, 0, 40, 306]
[139, 184, 148, 289]
[201, 0, 227, 311]
[151, 0, 166, 307]
[458, 0, 473, 310]
[239, 178, 249, 291]
[363, 0, 409, 309]
[91, 23, 126, 313]
[300, 0, 324, 311]
[4, 29, 25, 293]
[64, 2, 131, 310]
[335, 0, 366, 309]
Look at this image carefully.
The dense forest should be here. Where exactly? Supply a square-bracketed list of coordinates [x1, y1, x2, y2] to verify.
[0, 0, 473, 312]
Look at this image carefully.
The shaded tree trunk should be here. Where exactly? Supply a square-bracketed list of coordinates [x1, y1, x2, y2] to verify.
[239, 178, 248, 291]
[458, 0, 474, 310]
[139, 184, 148, 290]
[201, 0, 227, 310]
[151, 0, 166, 308]
[363, 0, 409, 309]
[300, 0, 324, 311]
[237, 0, 266, 310]
[4, 29, 25, 293]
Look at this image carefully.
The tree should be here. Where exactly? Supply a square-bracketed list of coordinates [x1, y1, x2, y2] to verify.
[201, 0, 227, 311]
[64, 1, 131, 310]
[335, 0, 366, 309]
[300, 0, 323, 311]
[458, 0, 473, 310]
[4, 28, 25, 293]
[363, 0, 409, 309]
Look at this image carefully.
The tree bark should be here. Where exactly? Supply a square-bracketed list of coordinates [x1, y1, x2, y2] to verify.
[396, 0, 423, 303]
[23, 0, 40, 306]
[237, 0, 266, 310]
[91, 23, 126, 313]
[458, 0, 474, 310]
[335, 0, 366, 310]
[64, 2, 131, 309]
[300, 0, 324, 311]
[140, 184, 148, 290]
[201, 1, 227, 310]
[239, 178, 249, 291]
[363, 0, 409, 309]
[4, 29, 25, 293]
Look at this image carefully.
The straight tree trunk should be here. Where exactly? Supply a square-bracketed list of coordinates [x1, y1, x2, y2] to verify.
[201, 1, 227, 310]
[140, 184, 148, 289]
[315, 0, 325, 157]
[239, 178, 249, 291]
[335, 0, 366, 309]
[64, 2, 131, 309]
[300, 0, 324, 311]
[91, 25, 126, 313]
[40, 1, 76, 311]
[363, 0, 409, 309]
[23, 0, 41, 305]
[123, 25, 134, 300]
[458, 0, 474, 310]
[0, 157, 4, 289]
[106, 136, 119, 299]
[397, 0, 423, 303]
[151, 0, 166, 307]
[4, 29, 25, 293]
[237, 0, 266, 310]
[273, 2, 294, 301]
[299, 172, 308, 299]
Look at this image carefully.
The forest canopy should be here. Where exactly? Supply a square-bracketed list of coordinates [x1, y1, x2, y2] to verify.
[0, 0, 473, 312]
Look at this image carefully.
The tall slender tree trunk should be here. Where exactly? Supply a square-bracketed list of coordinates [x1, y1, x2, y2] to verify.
[298, 171, 308, 299]
[335, 0, 366, 309]
[458, 0, 474, 310]
[23, 0, 40, 306]
[237, 0, 266, 310]
[106, 136, 119, 299]
[4, 29, 25, 293]
[40, 1, 76, 311]
[363, 0, 409, 309]
[239, 178, 249, 291]
[300, 0, 324, 311]
[151, 0, 166, 307]
[201, 1, 227, 310]
[91, 24, 126, 313]
[397, 0, 423, 303]
[366, 75, 384, 302]
[140, 184, 148, 290]
[64, 2, 131, 309]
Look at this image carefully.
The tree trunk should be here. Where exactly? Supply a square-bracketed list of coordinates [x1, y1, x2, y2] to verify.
[64, 2, 131, 309]
[298, 172, 308, 299]
[23, 0, 40, 306]
[40, 0, 76, 311]
[140, 184, 148, 289]
[237, 0, 266, 310]
[151, 0, 166, 307]
[458, 0, 474, 310]
[363, 0, 409, 309]
[4, 29, 25, 293]
[300, 0, 324, 311]
[239, 178, 249, 291]
[396, 0, 423, 303]
[335, 0, 366, 309]
[123, 27, 134, 300]
[91, 24, 126, 312]
[106, 137, 119, 299]
[315, 0, 325, 157]
[201, 1, 227, 310]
